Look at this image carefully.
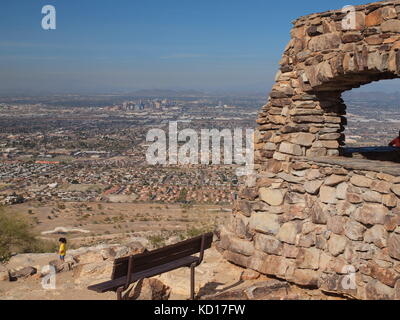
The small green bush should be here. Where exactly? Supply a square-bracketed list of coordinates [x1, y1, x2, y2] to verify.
[148, 234, 166, 248]
[57, 203, 66, 210]
[186, 225, 215, 238]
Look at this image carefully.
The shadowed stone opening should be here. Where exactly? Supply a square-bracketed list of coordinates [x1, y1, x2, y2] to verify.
[313, 74, 400, 162]
[338, 78, 400, 163]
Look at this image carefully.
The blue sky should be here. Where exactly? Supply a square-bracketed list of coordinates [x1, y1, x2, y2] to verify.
[0, 0, 398, 94]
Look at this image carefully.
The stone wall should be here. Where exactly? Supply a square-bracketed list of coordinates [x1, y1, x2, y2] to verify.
[220, 158, 400, 299]
[220, 1, 400, 300]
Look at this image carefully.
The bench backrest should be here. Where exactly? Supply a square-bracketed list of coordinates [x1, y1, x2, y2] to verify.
[111, 232, 213, 279]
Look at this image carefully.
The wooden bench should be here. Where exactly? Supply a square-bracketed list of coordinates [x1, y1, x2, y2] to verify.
[342, 146, 400, 162]
[87, 232, 213, 300]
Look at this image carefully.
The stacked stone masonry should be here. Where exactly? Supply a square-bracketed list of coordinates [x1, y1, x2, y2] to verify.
[220, 1, 400, 300]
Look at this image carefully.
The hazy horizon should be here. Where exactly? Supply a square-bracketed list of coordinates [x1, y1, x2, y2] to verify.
[1, 0, 399, 95]
[1, 86, 400, 98]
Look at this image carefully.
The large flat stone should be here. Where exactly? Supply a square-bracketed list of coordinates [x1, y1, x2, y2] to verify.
[353, 204, 389, 225]
[350, 175, 373, 188]
[304, 180, 323, 195]
[249, 212, 281, 235]
[381, 19, 400, 33]
[320, 186, 337, 204]
[277, 222, 300, 245]
[388, 233, 400, 261]
[328, 234, 347, 257]
[324, 175, 348, 187]
[364, 225, 388, 249]
[296, 248, 320, 270]
[259, 188, 286, 206]
[344, 220, 366, 241]
[279, 142, 303, 156]
[254, 233, 283, 255]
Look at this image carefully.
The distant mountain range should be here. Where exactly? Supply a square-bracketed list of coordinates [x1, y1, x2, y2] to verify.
[343, 91, 400, 103]
[3, 89, 399, 103]
[127, 89, 206, 97]
[0, 88, 268, 99]
[125, 89, 267, 98]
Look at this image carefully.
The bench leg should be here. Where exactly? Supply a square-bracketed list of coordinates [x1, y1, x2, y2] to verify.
[190, 264, 196, 300]
[116, 286, 125, 300]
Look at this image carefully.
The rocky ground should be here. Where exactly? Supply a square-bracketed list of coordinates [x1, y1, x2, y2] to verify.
[5, 202, 230, 249]
[0, 237, 343, 300]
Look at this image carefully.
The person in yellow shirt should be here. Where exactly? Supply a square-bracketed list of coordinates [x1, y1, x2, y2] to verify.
[58, 238, 67, 262]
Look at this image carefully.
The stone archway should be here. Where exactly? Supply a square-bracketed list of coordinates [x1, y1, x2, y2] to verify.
[219, 1, 400, 300]
[259, 1, 400, 161]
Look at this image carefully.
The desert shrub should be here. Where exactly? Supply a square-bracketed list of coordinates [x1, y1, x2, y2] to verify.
[0, 208, 35, 262]
[148, 234, 166, 248]
[180, 202, 193, 210]
[186, 225, 214, 238]
[0, 207, 56, 262]
[177, 189, 188, 203]
[23, 238, 58, 255]
[57, 203, 66, 210]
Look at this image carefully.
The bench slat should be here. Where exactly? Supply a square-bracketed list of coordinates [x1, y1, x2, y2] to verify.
[87, 255, 198, 293]
[112, 232, 213, 279]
